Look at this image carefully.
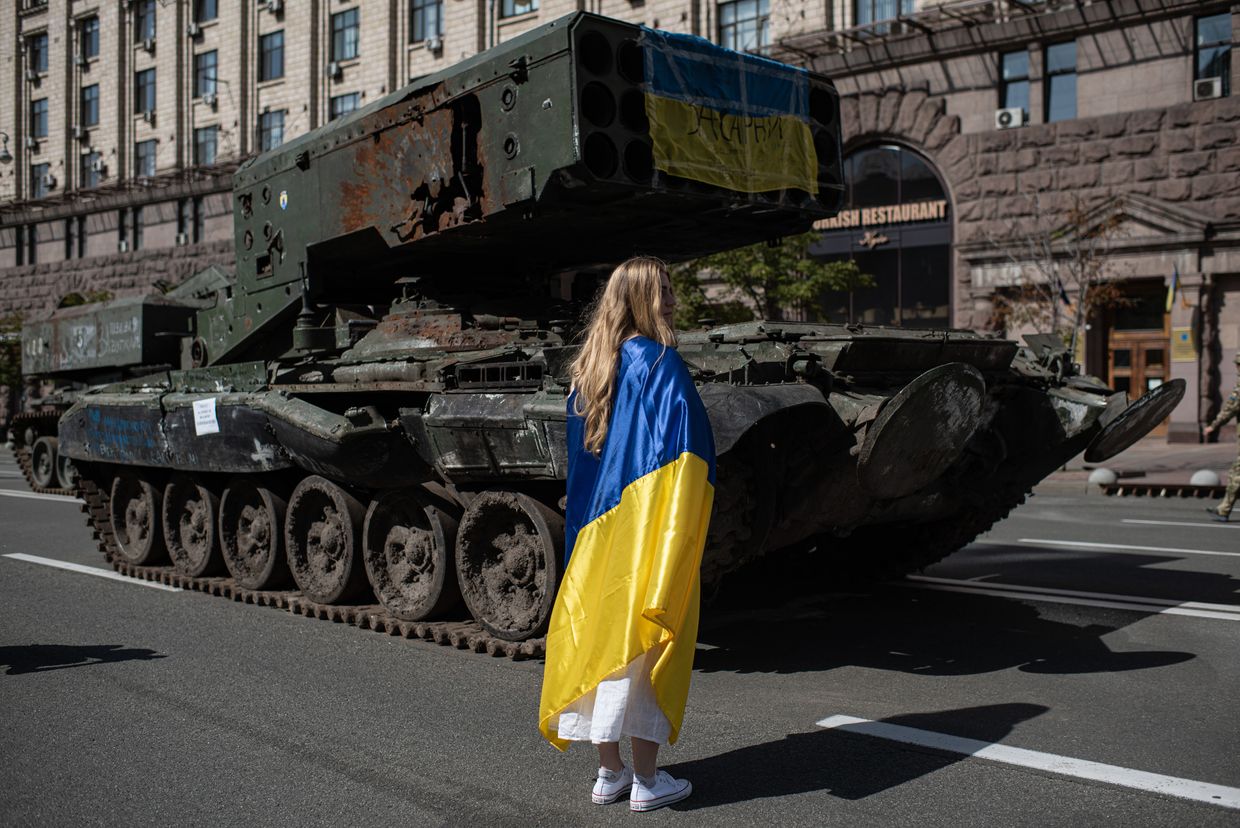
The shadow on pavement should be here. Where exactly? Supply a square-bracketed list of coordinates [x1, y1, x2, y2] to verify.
[667, 703, 1047, 809]
[0, 644, 167, 675]
[696, 584, 1195, 676]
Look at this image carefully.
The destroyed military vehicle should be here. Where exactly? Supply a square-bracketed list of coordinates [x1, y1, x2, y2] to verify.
[54, 13, 1184, 655]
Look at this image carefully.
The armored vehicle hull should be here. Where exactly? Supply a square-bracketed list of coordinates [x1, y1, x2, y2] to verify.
[10, 268, 228, 493]
[57, 13, 1183, 656]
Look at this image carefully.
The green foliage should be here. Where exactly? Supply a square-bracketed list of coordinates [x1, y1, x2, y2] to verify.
[0, 313, 24, 389]
[57, 290, 114, 308]
[671, 232, 874, 326]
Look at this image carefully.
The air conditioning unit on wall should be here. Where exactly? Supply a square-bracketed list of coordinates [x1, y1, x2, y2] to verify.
[187, 23, 202, 38]
[73, 125, 86, 140]
[1194, 77, 1223, 101]
[176, 232, 189, 245]
[327, 61, 342, 79]
[994, 107, 1024, 129]
[426, 36, 443, 54]
[141, 109, 155, 124]
[267, 0, 283, 13]
[41, 172, 57, 189]
[202, 92, 218, 108]
[142, 37, 156, 53]
[91, 157, 106, 173]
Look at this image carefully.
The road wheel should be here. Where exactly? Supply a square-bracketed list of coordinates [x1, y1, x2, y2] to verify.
[31, 437, 58, 490]
[219, 479, 289, 590]
[455, 491, 562, 641]
[162, 474, 224, 577]
[55, 451, 78, 490]
[285, 476, 369, 604]
[363, 488, 461, 621]
[109, 471, 167, 565]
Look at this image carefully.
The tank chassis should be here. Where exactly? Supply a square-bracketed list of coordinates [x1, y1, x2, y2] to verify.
[9, 268, 229, 494]
[57, 13, 1183, 657]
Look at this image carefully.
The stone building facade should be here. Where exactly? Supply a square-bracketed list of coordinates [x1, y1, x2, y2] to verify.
[1, 0, 1238, 441]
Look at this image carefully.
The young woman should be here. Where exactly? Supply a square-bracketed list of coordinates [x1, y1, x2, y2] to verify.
[538, 256, 716, 813]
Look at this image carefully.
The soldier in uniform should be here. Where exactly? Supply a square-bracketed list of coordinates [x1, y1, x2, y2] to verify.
[1204, 350, 1240, 521]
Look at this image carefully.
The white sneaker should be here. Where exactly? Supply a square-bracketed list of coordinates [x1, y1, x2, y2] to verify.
[629, 770, 692, 812]
[592, 765, 633, 805]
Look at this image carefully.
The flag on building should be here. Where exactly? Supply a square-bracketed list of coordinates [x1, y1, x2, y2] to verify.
[1165, 264, 1180, 313]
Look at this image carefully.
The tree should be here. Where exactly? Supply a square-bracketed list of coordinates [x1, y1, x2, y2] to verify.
[670, 231, 874, 327]
[985, 193, 1129, 354]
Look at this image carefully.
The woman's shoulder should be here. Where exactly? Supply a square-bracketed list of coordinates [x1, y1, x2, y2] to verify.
[622, 336, 683, 369]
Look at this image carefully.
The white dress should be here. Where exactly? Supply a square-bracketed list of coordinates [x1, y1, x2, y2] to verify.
[556, 643, 672, 745]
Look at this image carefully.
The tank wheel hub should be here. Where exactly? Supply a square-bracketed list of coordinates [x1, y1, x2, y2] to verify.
[363, 489, 462, 621]
[220, 479, 289, 590]
[163, 475, 223, 577]
[455, 491, 563, 641]
[109, 472, 166, 565]
[285, 476, 368, 604]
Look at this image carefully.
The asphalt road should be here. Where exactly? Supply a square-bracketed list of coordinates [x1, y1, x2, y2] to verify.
[1, 456, 1237, 826]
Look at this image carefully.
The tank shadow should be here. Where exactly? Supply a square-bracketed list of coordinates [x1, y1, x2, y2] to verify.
[695, 583, 1195, 677]
[0, 644, 167, 675]
[665, 703, 1048, 809]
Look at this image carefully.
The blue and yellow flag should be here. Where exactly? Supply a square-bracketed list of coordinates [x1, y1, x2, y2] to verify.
[641, 29, 819, 194]
[538, 337, 716, 750]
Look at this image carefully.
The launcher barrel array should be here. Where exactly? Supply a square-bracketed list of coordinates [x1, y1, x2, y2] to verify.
[195, 12, 844, 365]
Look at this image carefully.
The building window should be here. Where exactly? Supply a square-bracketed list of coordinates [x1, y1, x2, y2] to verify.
[1045, 41, 1077, 123]
[1196, 13, 1232, 97]
[193, 197, 205, 242]
[133, 206, 145, 251]
[30, 99, 49, 139]
[64, 216, 86, 259]
[999, 50, 1029, 120]
[194, 0, 217, 23]
[31, 163, 50, 199]
[410, 0, 443, 42]
[81, 84, 100, 127]
[500, 0, 537, 18]
[79, 16, 100, 60]
[81, 151, 102, 188]
[135, 68, 156, 113]
[718, 0, 769, 53]
[28, 32, 49, 73]
[330, 92, 360, 120]
[259, 110, 285, 151]
[134, 0, 156, 43]
[119, 209, 128, 250]
[260, 31, 285, 81]
[177, 196, 206, 243]
[194, 50, 218, 98]
[331, 9, 360, 61]
[855, 0, 912, 35]
[194, 126, 218, 165]
[24, 224, 38, 265]
[814, 144, 951, 328]
[135, 139, 157, 178]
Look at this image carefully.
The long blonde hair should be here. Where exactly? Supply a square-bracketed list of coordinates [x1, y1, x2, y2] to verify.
[571, 256, 676, 454]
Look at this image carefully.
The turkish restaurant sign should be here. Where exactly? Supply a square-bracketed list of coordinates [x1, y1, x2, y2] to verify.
[814, 199, 949, 230]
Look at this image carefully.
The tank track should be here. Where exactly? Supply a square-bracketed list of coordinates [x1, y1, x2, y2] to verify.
[9, 411, 72, 496]
[76, 474, 546, 661]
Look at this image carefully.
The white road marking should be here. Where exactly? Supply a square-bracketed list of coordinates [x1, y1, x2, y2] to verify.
[0, 470, 25, 477]
[3, 553, 181, 592]
[816, 714, 1240, 811]
[0, 489, 79, 504]
[1018, 538, 1240, 559]
[1121, 519, 1238, 530]
[903, 575, 1240, 621]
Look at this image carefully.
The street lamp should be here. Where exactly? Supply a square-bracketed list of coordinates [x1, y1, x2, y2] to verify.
[0, 131, 12, 164]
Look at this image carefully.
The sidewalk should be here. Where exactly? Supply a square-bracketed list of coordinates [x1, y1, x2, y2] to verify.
[1044, 433, 1235, 489]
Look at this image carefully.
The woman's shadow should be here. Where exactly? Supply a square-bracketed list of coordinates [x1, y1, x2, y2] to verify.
[0, 644, 166, 675]
[666, 702, 1047, 809]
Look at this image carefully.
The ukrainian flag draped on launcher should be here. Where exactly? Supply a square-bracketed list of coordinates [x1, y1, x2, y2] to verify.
[538, 337, 715, 750]
[641, 28, 818, 194]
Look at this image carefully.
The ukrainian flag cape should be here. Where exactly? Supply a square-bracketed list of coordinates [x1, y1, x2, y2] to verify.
[539, 337, 716, 750]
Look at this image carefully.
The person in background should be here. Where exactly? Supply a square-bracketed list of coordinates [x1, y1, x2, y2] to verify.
[538, 256, 716, 813]
[1204, 350, 1240, 522]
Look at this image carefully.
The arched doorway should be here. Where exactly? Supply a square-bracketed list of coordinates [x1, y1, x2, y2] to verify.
[811, 143, 952, 327]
